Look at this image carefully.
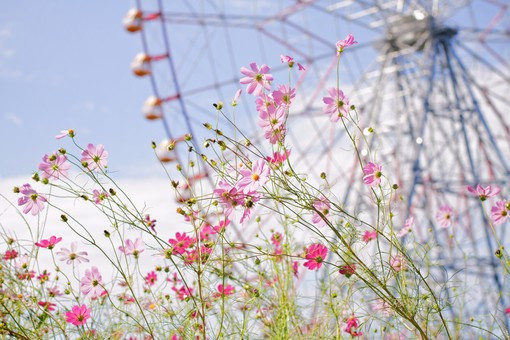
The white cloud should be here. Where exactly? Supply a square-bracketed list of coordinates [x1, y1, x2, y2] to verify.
[3, 113, 22, 126]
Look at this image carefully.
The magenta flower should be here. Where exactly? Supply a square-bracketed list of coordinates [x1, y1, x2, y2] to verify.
[280, 54, 305, 71]
[323, 88, 350, 121]
[213, 219, 230, 233]
[491, 200, 508, 225]
[303, 243, 328, 270]
[38, 153, 71, 180]
[390, 254, 406, 272]
[56, 242, 89, 265]
[65, 304, 91, 326]
[38, 301, 57, 312]
[199, 225, 216, 241]
[467, 184, 500, 201]
[344, 315, 362, 337]
[362, 231, 377, 243]
[81, 143, 108, 171]
[237, 159, 271, 194]
[17, 184, 47, 216]
[363, 162, 383, 187]
[81, 266, 106, 299]
[398, 217, 414, 238]
[271, 232, 283, 247]
[145, 271, 158, 286]
[173, 285, 193, 301]
[35, 236, 62, 249]
[169, 232, 195, 255]
[312, 197, 331, 227]
[144, 214, 157, 233]
[266, 150, 291, 166]
[336, 34, 357, 55]
[216, 284, 235, 297]
[436, 205, 453, 228]
[339, 263, 356, 278]
[3, 249, 18, 260]
[239, 62, 273, 96]
[118, 237, 145, 258]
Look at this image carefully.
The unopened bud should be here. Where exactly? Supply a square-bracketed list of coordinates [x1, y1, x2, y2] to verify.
[320, 172, 326, 179]
[104, 230, 110, 238]
[32, 173, 40, 182]
[109, 188, 117, 196]
[61, 214, 68, 222]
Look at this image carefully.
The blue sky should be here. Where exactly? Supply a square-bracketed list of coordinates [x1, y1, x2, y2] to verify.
[0, 1, 164, 178]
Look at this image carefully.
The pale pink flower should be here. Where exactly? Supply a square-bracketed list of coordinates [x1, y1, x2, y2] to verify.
[118, 237, 145, 258]
[239, 62, 273, 96]
[312, 197, 331, 227]
[38, 153, 71, 180]
[240, 192, 260, 224]
[81, 266, 106, 298]
[237, 159, 270, 194]
[363, 230, 377, 242]
[336, 34, 357, 55]
[168, 232, 195, 255]
[390, 254, 406, 272]
[363, 162, 383, 187]
[258, 104, 286, 133]
[65, 304, 91, 326]
[232, 89, 242, 106]
[436, 205, 453, 228]
[323, 88, 350, 121]
[17, 184, 47, 216]
[35, 236, 62, 249]
[56, 242, 89, 265]
[15, 254, 30, 270]
[272, 85, 296, 107]
[372, 299, 393, 316]
[214, 180, 244, 218]
[81, 143, 108, 171]
[55, 129, 73, 139]
[467, 184, 500, 201]
[491, 200, 508, 225]
[303, 243, 328, 270]
[344, 315, 362, 337]
[397, 217, 414, 238]
[280, 54, 305, 71]
[92, 189, 108, 204]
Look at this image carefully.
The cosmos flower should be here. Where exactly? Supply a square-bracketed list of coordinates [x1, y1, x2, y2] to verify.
[323, 88, 350, 121]
[303, 243, 328, 270]
[65, 304, 91, 326]
[239, 62, 273, 96]
[17, 184, 47, 216]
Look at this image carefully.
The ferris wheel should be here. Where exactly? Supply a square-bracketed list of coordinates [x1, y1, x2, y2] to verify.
[124, 0, 510, 330]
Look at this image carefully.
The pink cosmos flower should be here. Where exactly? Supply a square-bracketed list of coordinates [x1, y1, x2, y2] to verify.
[232, 89, 242, 106]
[339, 263, 357, 278]
[215, 284, 235, 297]
[390, 254, 406, 272]
[266, 150, 291, 166]
[362, 231, 377, 242]
[81, 143, 108, 171]
[303, 243, 328, 270]
[15, 254, 30, 270]
[239, 62, 273, 96]
[271, 232, 283, 247]
[55, 129, 74, 139]
[56, 242, 89, 265]
[81, 266, 106, 299]
[505, 307, 510, 315]
[92, 189, 108, 204]
[336, 34, 357, 55]
[199, 225, 216, 241]
[272, 85, 296, 107]
[467, 184, 500, 201]
[293, 261, 299, 278]
[214, 180, 244, 218]
[168, 232, 195, 255]
[397, 217, 414, 238]
[38, 301, 57, 312]
[35, 236, 62, 249]
[258, 104, 286, 133]
[344, 315, 362, 337]
[144, 214, 157, 233]
[145, 271, 157, 286]
[3, 249, 18, 260]
[436, 205, 453, 228]
[65, 304, 91, 326]
[173, 285, 193, 301]
[312, 197, 331, 227]
[280, 54, 305, 71]
[363, 162, 383, 187]
[323, 88, 350, 121]
[38, 153, 71, 180]
[491, 200, 508, 225]
[213, 219, 230, 233]
[118, 237, 145, 258]
[236, 159, 271, 194]
[17, 184, 47, 216]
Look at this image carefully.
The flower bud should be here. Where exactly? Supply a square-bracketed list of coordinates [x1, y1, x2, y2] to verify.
[61, 214, 68, 222]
